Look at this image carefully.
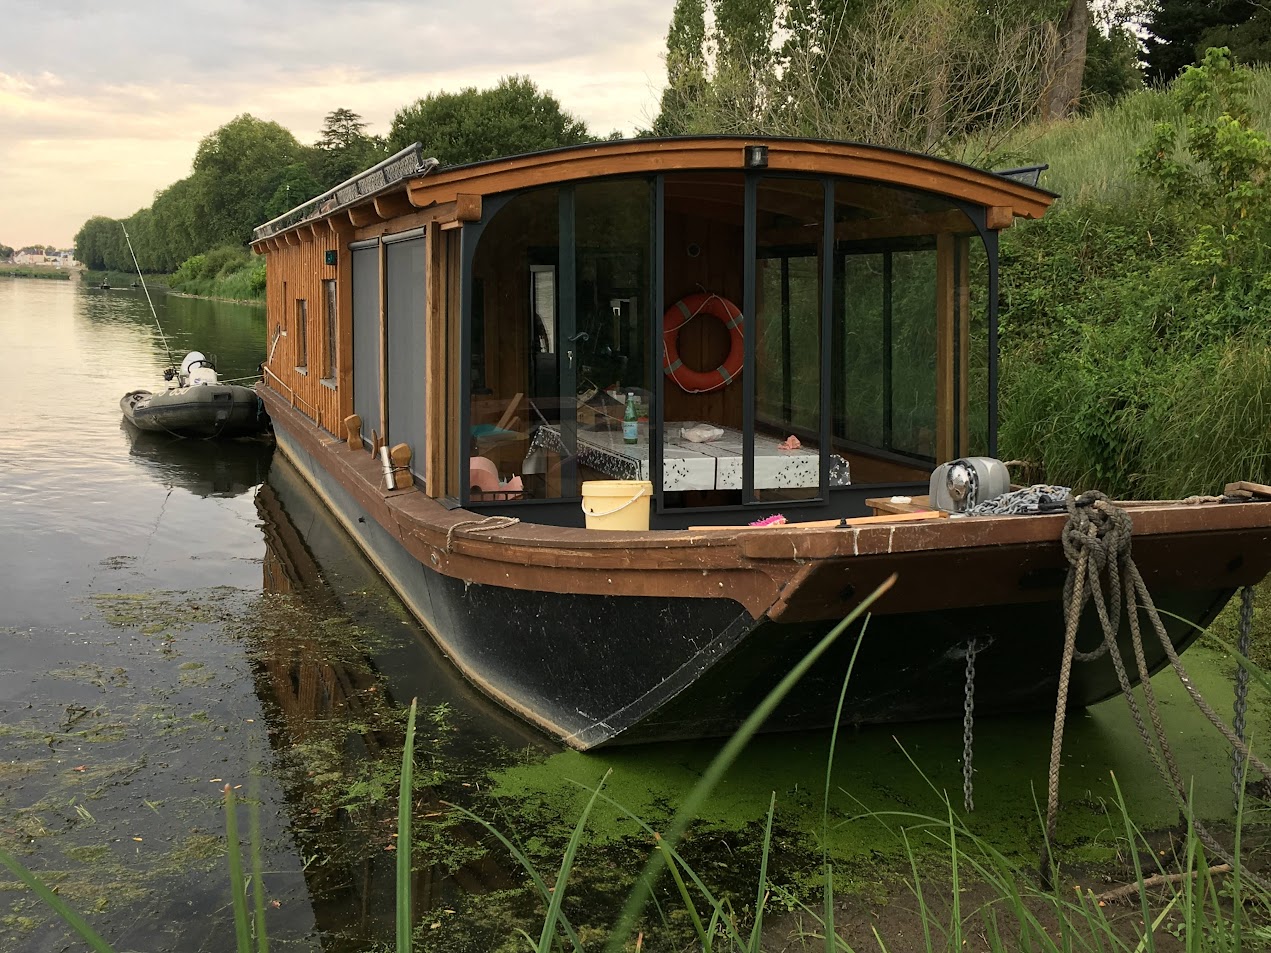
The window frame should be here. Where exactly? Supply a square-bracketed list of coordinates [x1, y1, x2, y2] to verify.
[321, 278, 337, 385]
[294, 298, 308, 374]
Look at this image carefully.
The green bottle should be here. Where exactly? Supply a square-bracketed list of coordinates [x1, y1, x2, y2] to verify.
[623, 391, 638, 445]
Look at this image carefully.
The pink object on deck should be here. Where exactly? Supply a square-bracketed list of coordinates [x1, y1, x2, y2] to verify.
[749, 514, 787, 527]
[777, 435, 801, 451]
[469, 457, 523, 500]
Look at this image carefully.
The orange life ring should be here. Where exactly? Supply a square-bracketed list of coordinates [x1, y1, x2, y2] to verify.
[662, 292, 744, 393]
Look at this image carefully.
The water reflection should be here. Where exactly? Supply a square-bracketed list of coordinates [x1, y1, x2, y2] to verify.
[80, 288, 267, 382]
[122, 423, 272, 498]
[251, 455, 538, 948]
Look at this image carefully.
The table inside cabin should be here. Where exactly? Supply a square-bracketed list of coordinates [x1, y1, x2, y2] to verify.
[531, 422, 828, 491]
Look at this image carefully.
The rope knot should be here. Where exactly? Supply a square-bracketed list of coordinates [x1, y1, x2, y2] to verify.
[1062, 490, 1132, 570]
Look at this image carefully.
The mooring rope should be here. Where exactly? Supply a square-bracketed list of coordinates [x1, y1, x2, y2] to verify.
[1042, 491, 1270, 888]
[444, 516, 521, 553]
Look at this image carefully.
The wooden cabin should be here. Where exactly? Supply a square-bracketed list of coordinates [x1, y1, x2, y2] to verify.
[253, 138, 1054, 528]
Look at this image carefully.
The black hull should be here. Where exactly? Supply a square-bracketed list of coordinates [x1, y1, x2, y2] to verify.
[121, 384, 267, 438]
[274, 426, 1239, 749]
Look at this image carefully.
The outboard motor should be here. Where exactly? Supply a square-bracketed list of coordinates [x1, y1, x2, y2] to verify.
[179, 351, 219, 386]
[929, 457, 1010, 514]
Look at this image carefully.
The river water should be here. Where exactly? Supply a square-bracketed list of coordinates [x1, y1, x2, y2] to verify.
[0, 276, 1265, 951]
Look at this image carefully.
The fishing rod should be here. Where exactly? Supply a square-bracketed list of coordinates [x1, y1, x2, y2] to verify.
[120, 223, 176, 369]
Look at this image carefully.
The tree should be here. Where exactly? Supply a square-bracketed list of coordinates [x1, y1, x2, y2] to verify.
[150, 177, 202, 272]
[313, 107, 388, 190]
[389, 76, 593, 166]
[74, 216, 118, 270]
[0, 244, 12, 261]
[1200, 6, 1271, 69]
[1143, 0, 1267, 84]
[73, 112, 339, 276]
[266, 162, 324, 219]
[316, 107, 368, 150]
[652, 0, 708, 136]
[652, 0, 1062, 158]
[1040, 0, 1092, 121]
[651, 1, 1140, 144]
[1081, 16, 1143, 109]
[192, 114, 307, 246]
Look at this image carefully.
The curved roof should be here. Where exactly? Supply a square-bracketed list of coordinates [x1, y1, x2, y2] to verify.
[253, 136, 1056, 249]
[407, 136, 1056, 221]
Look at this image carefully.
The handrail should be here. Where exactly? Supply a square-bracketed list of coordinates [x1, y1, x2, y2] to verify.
[252, 143, 439, 242]
[262, 365, 318, 417]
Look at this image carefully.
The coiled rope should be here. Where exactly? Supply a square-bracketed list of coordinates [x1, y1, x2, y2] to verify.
[1042, 490, 1269, 887]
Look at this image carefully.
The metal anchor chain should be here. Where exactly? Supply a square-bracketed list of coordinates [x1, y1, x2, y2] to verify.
[963, 638, 979, 812]
[1232, 585, 1254, 808]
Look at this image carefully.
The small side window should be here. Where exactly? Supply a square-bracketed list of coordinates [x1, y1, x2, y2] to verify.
[295, 299, 308, 372]
[322, 279, 337, 383]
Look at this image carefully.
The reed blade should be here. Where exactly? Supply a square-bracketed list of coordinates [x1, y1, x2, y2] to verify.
[0, 844, 116, 953]
[601, 575, 895, 953]
[397, 698, 418, 953]
[224, 784, 252, 953]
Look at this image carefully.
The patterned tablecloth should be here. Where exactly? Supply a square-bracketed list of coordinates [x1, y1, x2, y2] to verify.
[531, 422, 850, 491]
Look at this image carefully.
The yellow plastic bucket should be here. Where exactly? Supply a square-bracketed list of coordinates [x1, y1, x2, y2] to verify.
[581, 480, 652, 531]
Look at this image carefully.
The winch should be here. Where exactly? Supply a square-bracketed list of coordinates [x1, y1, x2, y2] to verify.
[929, 457, 1010, 513]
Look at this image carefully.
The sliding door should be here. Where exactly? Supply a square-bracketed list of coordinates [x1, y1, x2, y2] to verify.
[384, 231, 427, 480]
[350, 239, 381, 449]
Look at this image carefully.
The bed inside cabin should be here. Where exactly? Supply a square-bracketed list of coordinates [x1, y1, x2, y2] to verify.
[462, 168, 994, 524]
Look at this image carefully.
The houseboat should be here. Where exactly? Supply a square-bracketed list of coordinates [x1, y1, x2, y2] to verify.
[251, 138, 1271, 749]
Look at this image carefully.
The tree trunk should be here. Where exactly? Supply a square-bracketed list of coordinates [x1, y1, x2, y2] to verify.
[1041, 0, 1091, 121]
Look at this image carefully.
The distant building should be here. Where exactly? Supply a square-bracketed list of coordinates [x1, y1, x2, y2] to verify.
[13, 248, 73, 267]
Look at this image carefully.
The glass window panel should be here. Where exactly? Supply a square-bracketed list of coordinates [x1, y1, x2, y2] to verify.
[889, 251, 937, 459]
[295, 299, 307, 369]
[572, 178, 653, 491]
[469, 188, 558, 502]
[466, 179, 653, 505]
[323, 279, 337, 380]
[575, 179, 651, 400]
[661, 173, 746, 506]
[753, 177, 823, 502]
[838, 254, 884, 447]
[831, 178, 981, 481]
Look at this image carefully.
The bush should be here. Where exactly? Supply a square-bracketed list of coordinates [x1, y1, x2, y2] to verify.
[168, 247, 263, 301]
[997, 54, 1271, 497]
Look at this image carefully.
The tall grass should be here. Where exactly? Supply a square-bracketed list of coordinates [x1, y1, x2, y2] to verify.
[993, 66, 1271, 211]
[1137, 336, 1271, 496]
[991, 85, 1183, 208]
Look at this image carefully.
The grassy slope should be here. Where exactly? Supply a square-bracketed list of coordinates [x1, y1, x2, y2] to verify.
[993, 69, 1271, 497]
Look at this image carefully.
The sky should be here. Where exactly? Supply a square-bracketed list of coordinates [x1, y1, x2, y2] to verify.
[0, 0, 673, 250]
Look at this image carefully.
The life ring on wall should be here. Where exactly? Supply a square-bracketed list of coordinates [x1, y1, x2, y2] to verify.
[662, 292, 744, 394]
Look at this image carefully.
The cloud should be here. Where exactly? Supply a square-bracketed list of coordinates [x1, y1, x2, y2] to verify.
[0, 0, 671, 246]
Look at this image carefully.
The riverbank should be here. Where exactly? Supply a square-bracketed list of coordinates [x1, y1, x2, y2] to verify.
[81, 270, 263, 307]
[166, 290, 264, 307]
[167, 247, 265, 302]
[0, 263, 72, 280]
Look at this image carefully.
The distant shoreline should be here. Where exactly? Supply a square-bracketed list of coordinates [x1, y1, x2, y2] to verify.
[82, 269, 264, 307]
[166, 290, 265, 308]
[0, 264, 72, 281]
